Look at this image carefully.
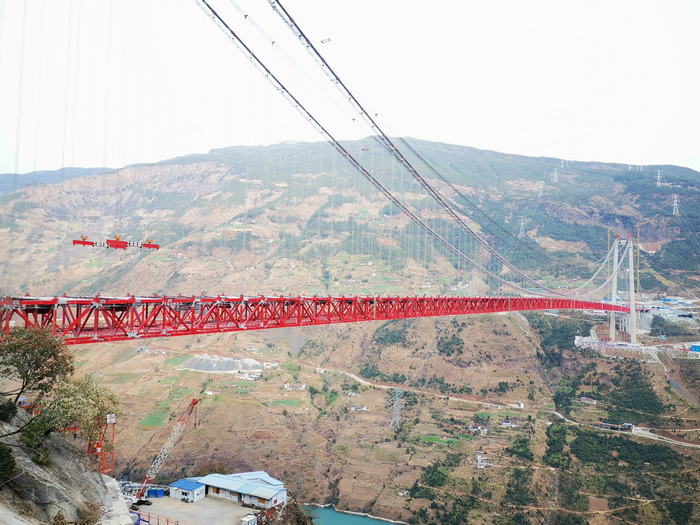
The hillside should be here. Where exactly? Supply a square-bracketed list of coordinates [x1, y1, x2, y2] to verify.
[60, 310, 700, 525]
[1, 139, 698, 299]
[2, 140, 700, 524]
[0, 396, 132, 525]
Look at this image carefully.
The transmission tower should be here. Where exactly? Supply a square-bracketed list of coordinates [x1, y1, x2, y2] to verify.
[390, 389, 404, 431]
[518, 216, 526, 238]
[560, 159, 564, 168]
[538, 181, 544, 197]
[552, 168, 558, 183]
[656, 170, 662, 187]
[673, 195, 680, 216]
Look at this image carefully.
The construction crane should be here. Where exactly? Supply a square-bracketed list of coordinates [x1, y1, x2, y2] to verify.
[134, 398, 200, 500]
[635, 219, 654, 301]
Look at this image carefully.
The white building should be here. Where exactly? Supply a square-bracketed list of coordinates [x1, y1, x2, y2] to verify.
[194, 471, 287, 509]
[169, 479, 206, 503]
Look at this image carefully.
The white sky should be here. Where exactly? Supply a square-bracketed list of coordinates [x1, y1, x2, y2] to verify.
[1, 0, 699, 175]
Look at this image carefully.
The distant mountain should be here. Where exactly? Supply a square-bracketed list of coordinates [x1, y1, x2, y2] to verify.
[0, 166, 116, 195]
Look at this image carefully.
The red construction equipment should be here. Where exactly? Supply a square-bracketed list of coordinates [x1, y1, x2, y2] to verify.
[72, 236, 159, 250]
[134, 399, 200, 500]
[87, 414, 116, 476]
[1, 294, 630, 346]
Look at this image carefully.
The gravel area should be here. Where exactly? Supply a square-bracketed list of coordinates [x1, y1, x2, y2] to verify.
[135, 496, 253, 525]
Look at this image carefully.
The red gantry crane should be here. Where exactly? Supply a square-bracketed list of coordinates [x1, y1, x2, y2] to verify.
[134, 398, 200, 500]
[73, 235, 160, 250]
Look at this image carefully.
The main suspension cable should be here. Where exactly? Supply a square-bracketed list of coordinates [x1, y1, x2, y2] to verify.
[193, 0, 556, 296]
[265, 0, 561, 295]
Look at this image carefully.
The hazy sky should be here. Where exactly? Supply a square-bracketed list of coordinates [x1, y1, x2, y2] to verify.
[1, 0, 699, 175]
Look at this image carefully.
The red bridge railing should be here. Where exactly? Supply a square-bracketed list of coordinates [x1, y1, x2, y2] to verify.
[1, 295, 629, 345]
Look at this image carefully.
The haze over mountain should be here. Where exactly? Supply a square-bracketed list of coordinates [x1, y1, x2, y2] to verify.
[1, 138, 698, 299]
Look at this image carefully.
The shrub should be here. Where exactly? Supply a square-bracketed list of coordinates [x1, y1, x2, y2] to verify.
[0, 443, 15, 478]
[0, 401, 18, 421]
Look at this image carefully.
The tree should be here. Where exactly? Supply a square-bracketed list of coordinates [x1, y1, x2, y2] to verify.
[49, 375, 122, 445]
[0, 327, 75, 403]
[0, 375, 122, 465]
[194, 460, 228, 477]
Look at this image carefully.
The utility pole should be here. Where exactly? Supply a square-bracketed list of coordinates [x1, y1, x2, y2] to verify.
[673, 195, 680, 216]
[609, 236, 619, 342]
[518, 216, 525, 238]
[538, 181, 544, 197]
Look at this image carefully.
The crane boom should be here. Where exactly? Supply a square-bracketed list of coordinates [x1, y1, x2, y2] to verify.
[135, 399, 200, 500]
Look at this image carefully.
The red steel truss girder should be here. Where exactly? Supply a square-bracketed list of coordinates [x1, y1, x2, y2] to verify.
[1, 295, 630, 345]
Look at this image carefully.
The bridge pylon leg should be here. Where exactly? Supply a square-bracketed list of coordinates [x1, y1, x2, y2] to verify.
[609, 238, 619, 342]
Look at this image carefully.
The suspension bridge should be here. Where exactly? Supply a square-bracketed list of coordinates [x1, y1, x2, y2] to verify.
[1, 0, 655, 346]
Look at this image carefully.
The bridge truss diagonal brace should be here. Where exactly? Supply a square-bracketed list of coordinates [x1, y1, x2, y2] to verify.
[1, 295, 630, 346]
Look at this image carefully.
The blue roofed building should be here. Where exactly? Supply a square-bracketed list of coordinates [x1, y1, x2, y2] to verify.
[194, 471, 287, 509]
[169, 478, 205, 503]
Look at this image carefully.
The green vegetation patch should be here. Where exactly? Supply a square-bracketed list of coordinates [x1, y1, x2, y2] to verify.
[164, 354, 193, 366]
[503, 468, 537, 507]
[373, 320, 411, 347]
[543, 423, 571, 468]
[213, 380, 254, 387]
[160, 377, 178, 384]
[140, 411, 169, 427]
[571, 431, 683, 467]
[172, 388, 193, 399]
[605, 361, 668, 424]
[358, 365, 406, 385]
[421, 453, 461, 486]
[421, 436, 459, 444]
[505, 436, 534, 461]
[270, 399, 301, 407]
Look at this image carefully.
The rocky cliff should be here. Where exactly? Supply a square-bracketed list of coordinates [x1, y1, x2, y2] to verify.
[0, 398, 132, 525]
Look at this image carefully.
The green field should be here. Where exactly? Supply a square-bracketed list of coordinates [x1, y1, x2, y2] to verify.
[270, 399, 301, 407]
[213, 380, 253, 387]
[422, 436, 459, 444]
[164, 354, 192, 366]
[140, 410, 170, 427]
[160, 377, 178, 384]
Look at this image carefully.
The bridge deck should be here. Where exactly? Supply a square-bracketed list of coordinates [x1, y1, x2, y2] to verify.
[1, 295, 630, 345]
